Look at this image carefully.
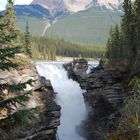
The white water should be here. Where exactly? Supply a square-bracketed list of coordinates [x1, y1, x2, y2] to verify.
[36, 62, 87, 140]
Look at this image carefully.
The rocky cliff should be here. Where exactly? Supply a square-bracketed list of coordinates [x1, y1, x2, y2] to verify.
[64, 59, 127, 140]
[63, 59, 88, 89]
[0, 55, 61, 140]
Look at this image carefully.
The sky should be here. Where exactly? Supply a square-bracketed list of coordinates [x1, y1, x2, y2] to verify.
[0, 0, 33, 11]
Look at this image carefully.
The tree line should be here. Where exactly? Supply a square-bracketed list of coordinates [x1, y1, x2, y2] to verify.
[31, 37, 105, 60]
[106, 0, 140, 74]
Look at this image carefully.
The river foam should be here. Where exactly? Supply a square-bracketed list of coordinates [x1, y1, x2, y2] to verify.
[36, 62, 86, 140]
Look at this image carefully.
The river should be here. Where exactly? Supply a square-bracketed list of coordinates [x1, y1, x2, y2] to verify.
[36, 61, 98, 140]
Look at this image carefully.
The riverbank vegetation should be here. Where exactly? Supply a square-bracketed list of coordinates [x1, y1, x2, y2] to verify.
[109, 77, 140, 140]
[105, 0, 140, 139]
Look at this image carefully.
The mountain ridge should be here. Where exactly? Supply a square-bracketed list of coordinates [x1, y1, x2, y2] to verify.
[0, 0, 123, 20]
[31, 0, 123, 15]
[14, 4, 51, 19]
[0, 0, 123, 46]
[45, 5, 122, 46]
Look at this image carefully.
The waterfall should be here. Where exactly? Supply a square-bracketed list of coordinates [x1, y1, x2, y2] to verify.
[36, 62, 87, 140]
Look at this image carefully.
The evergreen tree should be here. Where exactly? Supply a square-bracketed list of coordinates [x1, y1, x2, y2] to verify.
[121, 0, 135, 63]
[24, 21, 32, 57]
[106, 27, 114, 60]
[106, 25, 122, 64]
[0, 0, 38, 131]
[4, 0, 19, 41]
[134, 0, 140, 52]
[106, 0, 136, 68]
[130, 0, 140, 73]
[31, 37, 104, 60]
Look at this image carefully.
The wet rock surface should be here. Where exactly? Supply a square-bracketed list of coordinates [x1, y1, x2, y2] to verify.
[64, 59, 127, 140]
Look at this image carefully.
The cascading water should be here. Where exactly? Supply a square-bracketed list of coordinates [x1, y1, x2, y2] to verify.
[36, 62, 87, 140]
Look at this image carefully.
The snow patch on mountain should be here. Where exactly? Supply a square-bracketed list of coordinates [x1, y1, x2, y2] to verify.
[64, 0, 93, 12]
[97, 0, 123, 10]
[64, 0, 123, 12]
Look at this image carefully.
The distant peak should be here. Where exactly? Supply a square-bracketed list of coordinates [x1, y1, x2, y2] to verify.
[64, 0, 93, 13]
[31, 0, 123, 14]
[31, 0, 65, 15]
[97, 0, 123, 10]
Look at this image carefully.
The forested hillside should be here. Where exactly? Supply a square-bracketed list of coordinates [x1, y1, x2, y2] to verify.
[17, 16, 49, 36]
[31, 37, 105, 60]
[46, 6, 122, 46]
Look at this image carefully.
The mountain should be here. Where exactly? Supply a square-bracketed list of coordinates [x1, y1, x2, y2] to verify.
[0, 4, 52, 19]
[30, 0, 122, 45]
[14, 4, 51, 19]
[31, 0, 123, 14]
[31, 0, 66, 16]
[1, 0, 123, 20]
[1, 3, 69, 20]
[45, 6, 122, 46]
[16, 16, 49, 36]
[1, 0, 124, 20]
[31, 0, 93, 14]
[97, 0, 123, 10]
[0, 0, 123, 45]
[0, 4, 51, 36]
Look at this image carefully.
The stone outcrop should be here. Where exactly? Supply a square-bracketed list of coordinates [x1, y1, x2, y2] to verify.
[0, 59, 61, 140]
[64, 59, 127, 140]
[84, 66, 126, 109]
[63, 59, 88, 89]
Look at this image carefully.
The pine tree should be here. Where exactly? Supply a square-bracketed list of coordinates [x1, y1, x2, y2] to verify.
[106, 27, 114, 60]
[134, 0, 140, 52]
[0, 0, 38, 130]
[4, 0, 19, 41]
[106, 0, 136, 68]
[106, 25, 122, 64]
[130, 0, 140, 73]
[121, 0, 135, 63]
[24, 21, 32, 57]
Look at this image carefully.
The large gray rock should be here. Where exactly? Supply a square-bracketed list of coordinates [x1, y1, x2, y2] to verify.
[0, 66, 61, 140]
[19, 100, 61, 140]
[64, 59, 88, 89]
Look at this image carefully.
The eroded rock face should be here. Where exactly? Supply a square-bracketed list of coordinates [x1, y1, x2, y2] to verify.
[19, 100, 61, 140]
[63, 59, 88, 89]
[0, 65, 61, 140]
[84, 66, 125, 108]
[64, 59, 126, 139]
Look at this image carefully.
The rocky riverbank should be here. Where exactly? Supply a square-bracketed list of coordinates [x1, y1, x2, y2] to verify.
[64, 59, 128, 140]
[0, 55, 61, 140]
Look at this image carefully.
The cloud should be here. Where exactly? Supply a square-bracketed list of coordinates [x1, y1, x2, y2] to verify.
[14, 0, 33, 5]
[0, 0, 32, 11]
[0, 0, 7, 10]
